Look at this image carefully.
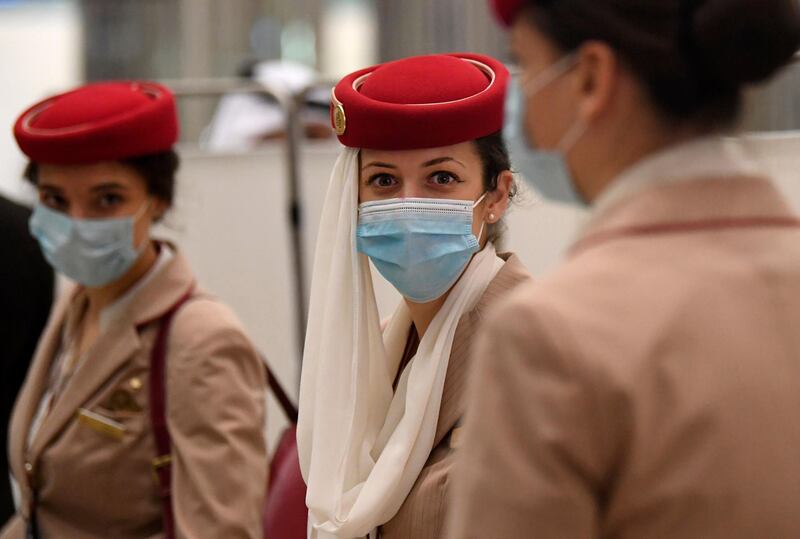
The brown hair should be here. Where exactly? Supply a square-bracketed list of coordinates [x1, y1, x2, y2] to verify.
[521, 0, 800, 126]
[24, 150, 180, 210]
[473, 130, 517, 246]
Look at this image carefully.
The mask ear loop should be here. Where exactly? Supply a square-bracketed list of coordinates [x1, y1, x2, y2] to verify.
[473, 191, 489, 243]
[131, 199, 154, 253]
[476, 221, 486, 243]
[132, 199, 153, 222]
[521, 53, 578, 97]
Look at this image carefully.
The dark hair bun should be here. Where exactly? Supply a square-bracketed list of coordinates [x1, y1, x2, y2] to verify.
[694, 0, 800, 86]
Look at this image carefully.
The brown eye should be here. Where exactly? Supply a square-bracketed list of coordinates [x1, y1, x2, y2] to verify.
[41, 193, 67, 211]
[369, 174, 398, 188]
[430, 171, 459, 186]
[97, 193, 124, 209]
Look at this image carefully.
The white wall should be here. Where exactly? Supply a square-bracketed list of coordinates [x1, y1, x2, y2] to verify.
[0, 1, 82, 203]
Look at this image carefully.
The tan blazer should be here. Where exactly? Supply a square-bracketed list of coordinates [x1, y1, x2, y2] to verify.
[448, 176, 800, 538]
[1, 250, 267, 539]
[378, 254, 533, 539]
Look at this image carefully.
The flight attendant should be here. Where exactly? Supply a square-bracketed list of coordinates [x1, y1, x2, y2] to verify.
[298, 53, 533, 538]
[449, 1, 800, 538]
[1, 81, 267, 539]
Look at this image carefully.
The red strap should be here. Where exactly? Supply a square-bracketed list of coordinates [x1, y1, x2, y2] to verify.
[148, 288, 193, 539]
[147, 288, 299, 539]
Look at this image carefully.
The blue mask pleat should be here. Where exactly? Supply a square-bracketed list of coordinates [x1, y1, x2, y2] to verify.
[356, 198, 480, 302]
[29, 204, 143, 287]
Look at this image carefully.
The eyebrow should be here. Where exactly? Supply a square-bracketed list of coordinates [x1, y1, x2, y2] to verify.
[422, 157, 466, 168]
[362, 161, 398, 170]
[38, 183, 64, 193]
[89, 182, 129, 192]
[361, 156, 467, 171]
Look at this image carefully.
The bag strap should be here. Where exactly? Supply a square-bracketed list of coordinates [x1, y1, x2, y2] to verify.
[261, 358, 298, 424]
[149, 288, 194, 539]
[147, 288, 298, 539]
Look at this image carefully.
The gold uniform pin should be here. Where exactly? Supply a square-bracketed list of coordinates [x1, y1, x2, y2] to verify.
[333, 103, 347, 135]
[107, 389, 142, 412]
[77, 408, 126, 441]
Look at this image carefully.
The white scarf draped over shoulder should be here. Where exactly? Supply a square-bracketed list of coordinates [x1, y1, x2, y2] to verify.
[298, 148, 504, 539]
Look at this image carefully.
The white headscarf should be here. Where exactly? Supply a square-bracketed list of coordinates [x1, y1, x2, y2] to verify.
[298, 148, 504, 538]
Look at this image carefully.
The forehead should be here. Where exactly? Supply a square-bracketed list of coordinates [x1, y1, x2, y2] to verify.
[37, 161, 144, 189]
[510, 15, 563, 63]
[360, 141, 479, 167]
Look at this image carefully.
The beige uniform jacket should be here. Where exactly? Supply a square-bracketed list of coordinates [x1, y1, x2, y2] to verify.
[1, 251, 267, 539]
[378, 254, 533, 539]
[448, 175, 800, 538]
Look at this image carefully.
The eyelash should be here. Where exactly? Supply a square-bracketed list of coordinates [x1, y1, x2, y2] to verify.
[430, 171, 462, 185]
[98, 193, 124, 208]
[366, 171, 463, 188]
[367, 173, 397, 187]
[42, 193, 67, 210]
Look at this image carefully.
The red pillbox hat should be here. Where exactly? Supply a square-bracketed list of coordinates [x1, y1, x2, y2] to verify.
[14, 81, 178, 165]
[331, 53, 509, 150]
[490, 0, 525, 27]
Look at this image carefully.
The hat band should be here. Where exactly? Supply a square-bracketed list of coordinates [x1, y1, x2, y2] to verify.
[21, 82, 167, 136]
[349, 58, 498, 107]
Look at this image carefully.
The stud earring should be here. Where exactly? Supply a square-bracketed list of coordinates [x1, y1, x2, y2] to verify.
[489, 213, 496, 222]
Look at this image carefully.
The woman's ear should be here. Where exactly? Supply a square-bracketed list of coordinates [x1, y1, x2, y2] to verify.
[486, 170, 513, 223]
[574, 41, 620, 124]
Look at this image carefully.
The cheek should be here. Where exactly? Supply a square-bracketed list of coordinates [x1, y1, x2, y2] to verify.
[133, 216, 152, 245]
[357, 181, 376, 203]
[525, 87, 575, 148]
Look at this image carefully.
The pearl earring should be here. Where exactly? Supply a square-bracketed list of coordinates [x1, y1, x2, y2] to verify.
[489, 213, 496, 222]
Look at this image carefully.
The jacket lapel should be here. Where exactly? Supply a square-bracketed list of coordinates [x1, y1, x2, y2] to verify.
[8, 293, 74, 482]
[27, 248, 196, 462]
[432, 254, 533, 448]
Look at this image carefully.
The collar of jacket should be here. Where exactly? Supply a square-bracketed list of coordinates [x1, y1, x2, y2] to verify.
[432, 253, 533, 448]
[568, 135, 800, 255]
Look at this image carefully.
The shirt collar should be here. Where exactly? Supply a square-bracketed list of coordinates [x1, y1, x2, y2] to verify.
[99, 243, 175, 331]
[582, 135, 765, 233]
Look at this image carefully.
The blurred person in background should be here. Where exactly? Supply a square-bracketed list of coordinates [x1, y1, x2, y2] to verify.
[1, 81, 267, 539]
[0, 195, 53, 525]
[298, 53, 533, 538]
[204, 60, 333, 152]
[448, 0, 800, 538]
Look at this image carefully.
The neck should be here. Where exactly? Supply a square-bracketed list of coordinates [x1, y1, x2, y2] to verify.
[579, 119, 708, 203]
[84, 240, 159, 315]
[405, 292, 449, 339]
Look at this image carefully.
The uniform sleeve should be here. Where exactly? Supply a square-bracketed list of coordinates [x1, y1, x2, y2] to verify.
[447, 297, 618, 539]
[166, 305, 267, 539]
[0, 513, 25, 539]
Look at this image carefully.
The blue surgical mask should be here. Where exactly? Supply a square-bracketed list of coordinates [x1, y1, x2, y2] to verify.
[29, 202, 150, 287]
[356, 195, 486, 303]
[504, 55, 587, 206]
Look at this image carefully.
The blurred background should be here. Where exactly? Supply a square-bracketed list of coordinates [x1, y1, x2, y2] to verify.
[1, 0, 798, 444]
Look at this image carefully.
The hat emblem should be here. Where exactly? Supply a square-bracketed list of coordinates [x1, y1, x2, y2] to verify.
[333, 103, 347, 135]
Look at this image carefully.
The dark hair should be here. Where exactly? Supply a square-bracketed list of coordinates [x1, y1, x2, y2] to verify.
[522, 0, 800, 126]
[473, 130, 517, 245]
[24, 150, 180, 209]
